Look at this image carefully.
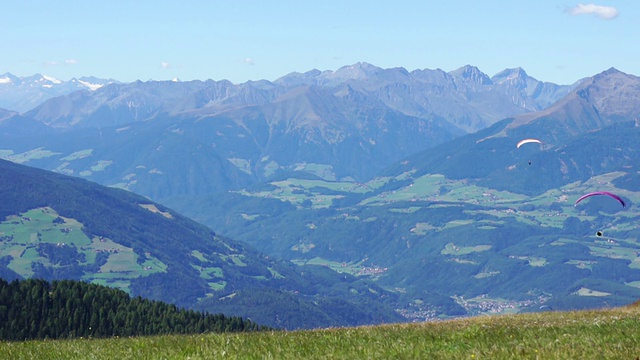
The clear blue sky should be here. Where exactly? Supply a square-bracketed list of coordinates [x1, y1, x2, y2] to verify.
[2, 1, 637, 85]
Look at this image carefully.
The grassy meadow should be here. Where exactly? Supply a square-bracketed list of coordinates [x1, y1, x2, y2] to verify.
[3, 305, 640, 359]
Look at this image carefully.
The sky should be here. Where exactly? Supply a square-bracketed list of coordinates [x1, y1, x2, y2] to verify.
[2, 1, 637, 85]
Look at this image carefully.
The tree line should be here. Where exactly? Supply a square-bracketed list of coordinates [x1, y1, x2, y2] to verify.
[0, 278, 268, 341]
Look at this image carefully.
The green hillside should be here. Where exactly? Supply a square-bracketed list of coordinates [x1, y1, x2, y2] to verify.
[3, 304, 640, 359]
[0, 159, 404, 329]
[174, 120, 640, 320]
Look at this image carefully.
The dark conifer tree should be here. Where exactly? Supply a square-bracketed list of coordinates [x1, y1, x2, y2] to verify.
[0, 278, 267, 341]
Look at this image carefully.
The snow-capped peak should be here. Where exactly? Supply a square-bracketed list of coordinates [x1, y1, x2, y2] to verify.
[41, 74, 62, 84]
[77, 79, 104, 91]
[0, 76, 12, 84]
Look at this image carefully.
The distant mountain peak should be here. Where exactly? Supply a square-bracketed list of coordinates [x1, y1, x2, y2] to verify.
[330, 62, 383, 80]
[586, 67, 627, 84]
[40, 74, 62, 84]
[582, 67, 635, 87]
[601, 67, 622, 75]
[449, 65, 492, 85]
[491, 67, 531, 83]
[0, 73, 16, 84]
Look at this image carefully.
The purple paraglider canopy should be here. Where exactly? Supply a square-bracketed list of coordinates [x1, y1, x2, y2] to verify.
[574, 191, 626, 208]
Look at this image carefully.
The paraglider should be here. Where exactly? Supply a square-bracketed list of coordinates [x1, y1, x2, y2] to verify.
[517, 138, 543, 165]
[516, 138, 543, 149]
[574, 191, 626, 208]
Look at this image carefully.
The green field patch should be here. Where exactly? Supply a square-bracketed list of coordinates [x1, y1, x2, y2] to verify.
[630, 257, 640, 269]
[55, 162, 74, 175]
[194, 266, 223, 281]
[565, 260, 597, 270]
[573, 287, 611, 297]
[389, 206, 421, 213]
[437, 184, 527, 205]
[526, 191, 571, 207]
[441, 219, 473, 230]
[193, 265, 213, 279]
[549, 238, 576, 246]
[227, 158, 252, 174]
[2, 244, 28, 258]
[4, 147, 61, 163]
[281, 178, 364, 193]
[261, 160, 280, 178]
[310, 195, 343, 209]
[140, 258, 167, 273]
[234, 178, 348, 208]
[292, 257, 377, 277]
[291, 242, 316, 253]
[90, 277, 131, 291]
[207, 268, 223, 278]
[61, 149, 93, 161]
[408, 174, 446, 192]
[357, 172, 422, 205]
[98, 247, 137, 273]
[7, 247, 40, 276]
[474, 269, 500, 279]
[394, 170, 417, 181]
[410, 222, 436, 235]
[441, 243, 492, 255]
[428, 203, 463, 209]
[511, 256, 548, 267]
[362, 176, 393, 191]
[372, 174, 444, 203]
[139, 204, 173, 218]
[587, 241, 640, 268]
[526, 210, 571, 228]
[448, 258, 478, 265]
[227, 254, 247, 266]
[267, 267, 285, 279]
[292, 162, 336, 180]
[467, 208, 520, 220]
[191, 250, 207, 262]
[90, 160, 113, 172]
[95, 243, 165, 276]
[0, 149, 14, 157]
[208, 281, 227, 291]
[625, 281, 640, 288]
[240, 213, 261, 221]
[0, 207, 91, 246]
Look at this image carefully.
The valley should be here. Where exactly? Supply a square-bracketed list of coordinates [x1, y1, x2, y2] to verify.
[1, 64, 640, 328]
[194, 166, 640, 320]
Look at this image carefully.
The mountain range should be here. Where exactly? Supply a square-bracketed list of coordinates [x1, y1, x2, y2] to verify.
[190, 67, 640, 318]
[1, 63, 639, 326]
[0, 63, 579, 200]
[0, 72, 117, 113]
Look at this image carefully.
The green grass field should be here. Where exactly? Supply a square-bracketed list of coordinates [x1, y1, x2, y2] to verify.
[0, 207, 168, 290]
[2, 305, 640, 359]
[1, 147, 61, 164]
